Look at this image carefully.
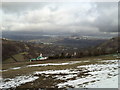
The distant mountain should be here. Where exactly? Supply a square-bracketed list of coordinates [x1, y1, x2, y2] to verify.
[2, 34, 50, 41]
[54, 38, 107, 48]
[3, 33, 107, 49]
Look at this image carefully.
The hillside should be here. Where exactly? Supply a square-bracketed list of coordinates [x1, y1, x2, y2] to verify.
[2, 39, 80, 63]
[2, 37, 119, 63]
[94, 37, 119, 54]
[2, 39, 31, 62]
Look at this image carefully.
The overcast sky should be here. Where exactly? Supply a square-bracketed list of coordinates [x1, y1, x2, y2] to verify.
[1, 2, 118, 37]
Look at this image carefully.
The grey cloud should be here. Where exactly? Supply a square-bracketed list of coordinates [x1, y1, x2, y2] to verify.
[2, 2, 48, 14]
[94, 2, 118, 32]
[1, 2, 118, 38]
[2, 2, 59, 14]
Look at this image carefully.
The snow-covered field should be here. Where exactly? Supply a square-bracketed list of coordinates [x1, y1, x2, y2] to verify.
[57, 60, 118, 88]
[1, 59, 119, 88]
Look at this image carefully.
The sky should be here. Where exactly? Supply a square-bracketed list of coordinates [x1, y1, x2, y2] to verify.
[1, 2, 118, 38]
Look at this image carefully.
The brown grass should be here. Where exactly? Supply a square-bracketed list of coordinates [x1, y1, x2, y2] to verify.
[2, 55, 117, 79]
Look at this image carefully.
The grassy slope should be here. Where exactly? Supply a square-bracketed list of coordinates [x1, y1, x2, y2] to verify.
[4, 53, 24, 63]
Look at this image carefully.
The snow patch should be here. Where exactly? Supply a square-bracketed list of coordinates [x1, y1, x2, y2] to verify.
[34, 69, 78, 75]
[0, 70, 8, 72]
[85, 75, 118, 88]
[10, 67, 21, 70]
[27, 61, 82, 67]
[0, 75, 39, 89]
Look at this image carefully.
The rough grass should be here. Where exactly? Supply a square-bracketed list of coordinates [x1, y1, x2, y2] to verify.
[2, 54, 117, 69]
[2, 55, 117, 79]
[3, 52, 28, 64]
